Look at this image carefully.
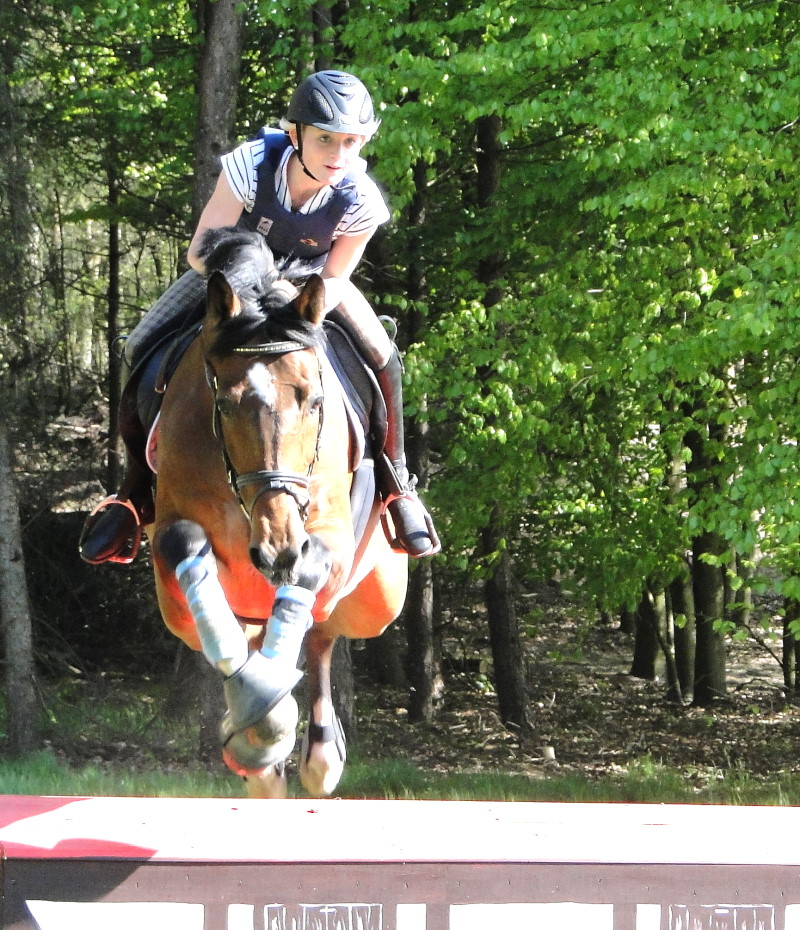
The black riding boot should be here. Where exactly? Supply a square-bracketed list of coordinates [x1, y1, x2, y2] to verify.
[375, 349, 440, 558]
[79, 383, 154, 565]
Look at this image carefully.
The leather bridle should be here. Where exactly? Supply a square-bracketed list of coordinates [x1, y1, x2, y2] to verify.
[206, 341, 324, 522]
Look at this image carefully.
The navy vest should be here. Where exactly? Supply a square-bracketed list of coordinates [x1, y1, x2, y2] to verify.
[237, 129, 360, 273]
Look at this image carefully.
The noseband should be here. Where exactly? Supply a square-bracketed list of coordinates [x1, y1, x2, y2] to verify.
[206, 340, 324, 521]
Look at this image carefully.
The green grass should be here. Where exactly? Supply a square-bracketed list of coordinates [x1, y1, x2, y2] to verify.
[3, 748, 800, 806]
[3, 677, 800, 805]
[0, 749, 237, 798]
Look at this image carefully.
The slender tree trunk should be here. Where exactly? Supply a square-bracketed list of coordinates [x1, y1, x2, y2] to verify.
[629, 588, 661, 681]
[106, 156, 123, 490]
[782, 595, 800, 693]
[331, 637, 356, 742]
[363, 623, 407, 689]
[692, 530, 727, 704]
[473, 115, 527, 735]
[190, 0, 246, 762]
[406, 560, 442, 721]
[683, 409, 728, 705]
[401, 158, 442, 722]
[481, 512, 531, 737]
[192, 0, 245, 225]
[0, 424, 39, 754]
[669, 563, 696, 703]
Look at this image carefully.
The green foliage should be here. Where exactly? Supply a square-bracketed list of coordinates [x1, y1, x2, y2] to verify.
[7, 0, 800, 630]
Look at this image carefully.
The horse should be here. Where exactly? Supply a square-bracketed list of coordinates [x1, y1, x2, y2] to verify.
[148, 228, 408, 798]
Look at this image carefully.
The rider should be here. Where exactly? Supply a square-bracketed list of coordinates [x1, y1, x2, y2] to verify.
[80, 69, 440, 565]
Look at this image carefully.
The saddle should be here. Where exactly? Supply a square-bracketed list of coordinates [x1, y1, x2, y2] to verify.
[124, 317, 386, 556]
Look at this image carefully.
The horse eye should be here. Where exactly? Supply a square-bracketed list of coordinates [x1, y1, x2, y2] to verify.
[216, 396, 236, 417]
[309, 394, 323, 414]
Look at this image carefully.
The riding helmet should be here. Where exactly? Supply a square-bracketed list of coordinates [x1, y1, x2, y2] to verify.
[286, 71, 380, 138]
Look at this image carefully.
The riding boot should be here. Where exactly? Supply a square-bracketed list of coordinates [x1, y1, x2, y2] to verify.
[375, 349, 441, 558]
[79, 380, 154, 565]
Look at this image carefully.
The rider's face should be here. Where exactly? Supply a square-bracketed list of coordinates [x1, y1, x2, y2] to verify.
[290, 125, 366, 185]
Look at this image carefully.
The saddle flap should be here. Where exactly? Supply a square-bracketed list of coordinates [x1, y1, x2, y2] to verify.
[322, 318, 387, 455]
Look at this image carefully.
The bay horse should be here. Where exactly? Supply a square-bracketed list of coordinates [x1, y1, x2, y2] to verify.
[149, 228, 408, 798]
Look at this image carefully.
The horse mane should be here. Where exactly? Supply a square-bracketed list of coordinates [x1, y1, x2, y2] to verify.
[198, 227, 326, 357]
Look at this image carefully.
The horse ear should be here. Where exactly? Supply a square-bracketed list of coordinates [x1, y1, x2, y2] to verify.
[294, 274, 326, 327]
[205, 270, 241, 325]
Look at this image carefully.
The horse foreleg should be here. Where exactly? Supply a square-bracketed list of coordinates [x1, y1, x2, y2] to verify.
[300, 624, 346, 798]
[156, 519, 309, 784]
[155, 519, 249, 676]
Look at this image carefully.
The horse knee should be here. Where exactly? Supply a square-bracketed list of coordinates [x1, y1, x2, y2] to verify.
[155, 519, 210, 572]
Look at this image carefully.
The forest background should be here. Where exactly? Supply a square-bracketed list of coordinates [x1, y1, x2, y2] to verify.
[2, 0, 800, 779]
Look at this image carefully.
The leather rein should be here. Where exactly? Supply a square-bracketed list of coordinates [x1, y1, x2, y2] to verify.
[205, 340, 324, 522]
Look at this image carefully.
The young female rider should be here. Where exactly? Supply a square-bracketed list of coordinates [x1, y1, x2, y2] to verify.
[80, 70, 440, 564]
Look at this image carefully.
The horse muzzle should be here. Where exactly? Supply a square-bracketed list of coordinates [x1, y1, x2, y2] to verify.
[249, 531, 333, 593]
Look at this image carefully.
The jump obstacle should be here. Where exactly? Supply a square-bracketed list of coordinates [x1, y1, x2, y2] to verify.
[2, 795, 800, 930]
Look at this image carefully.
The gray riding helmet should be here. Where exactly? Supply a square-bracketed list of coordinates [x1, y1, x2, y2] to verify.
[286, 70, 381, 138]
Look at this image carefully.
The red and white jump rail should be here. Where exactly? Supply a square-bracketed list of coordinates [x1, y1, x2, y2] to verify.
[2, 795, 800, 929]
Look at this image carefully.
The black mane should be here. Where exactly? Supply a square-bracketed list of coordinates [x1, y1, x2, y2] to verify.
[199, 227, 325, 357]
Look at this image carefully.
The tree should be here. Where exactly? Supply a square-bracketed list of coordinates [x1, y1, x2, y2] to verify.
[0, 423, 39, 754]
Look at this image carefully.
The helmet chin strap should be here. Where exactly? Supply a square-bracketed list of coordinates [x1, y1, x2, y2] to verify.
[294, 124, 320, 182]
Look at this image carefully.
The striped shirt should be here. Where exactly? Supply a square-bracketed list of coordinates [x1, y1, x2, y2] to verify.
[220, 130, 390, 239]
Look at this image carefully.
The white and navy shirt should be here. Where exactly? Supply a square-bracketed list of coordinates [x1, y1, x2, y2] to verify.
[220, 129, 390, 241]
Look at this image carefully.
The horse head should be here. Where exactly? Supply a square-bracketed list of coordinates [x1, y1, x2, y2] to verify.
[201, 244, 334, 594]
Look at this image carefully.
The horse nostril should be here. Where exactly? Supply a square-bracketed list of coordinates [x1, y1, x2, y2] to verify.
[249, 544, 268, 571]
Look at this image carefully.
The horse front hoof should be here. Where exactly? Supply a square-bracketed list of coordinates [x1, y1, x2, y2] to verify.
[244, 764, 289, 799]
[221, 696, 299, 775]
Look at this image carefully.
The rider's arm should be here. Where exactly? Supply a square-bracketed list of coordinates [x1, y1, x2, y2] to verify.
[187, 174, 244, 273]
[320, 227, 376, 312]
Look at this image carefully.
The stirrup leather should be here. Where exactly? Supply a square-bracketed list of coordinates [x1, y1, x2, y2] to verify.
[79, 496, 143, 565]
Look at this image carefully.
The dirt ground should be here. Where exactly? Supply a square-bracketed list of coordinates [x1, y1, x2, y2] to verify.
[351, 584, 800, 785]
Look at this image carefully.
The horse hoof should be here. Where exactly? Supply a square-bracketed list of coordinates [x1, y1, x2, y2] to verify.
[299, 715, 346, 798]
[244, 764, 288, 800]
[250, 692, 300, 746]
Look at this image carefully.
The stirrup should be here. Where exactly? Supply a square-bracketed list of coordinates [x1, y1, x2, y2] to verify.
[79, 496, 143, 565]
[380, 488, 442, 558]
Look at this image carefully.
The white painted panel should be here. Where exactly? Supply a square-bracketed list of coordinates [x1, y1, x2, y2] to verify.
[396, 903, 427, 930]
[637, 904, 662, 930]
[227, 903, 255, 929]
[26, 901, 205, 930]
[450, 902, 614, 929]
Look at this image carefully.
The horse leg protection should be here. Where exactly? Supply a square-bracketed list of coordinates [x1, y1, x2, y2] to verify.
[159, 520, 249, 675]
[221, 584, 314, 728]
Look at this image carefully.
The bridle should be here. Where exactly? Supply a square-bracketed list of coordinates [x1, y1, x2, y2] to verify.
[206, 340, 324, 522]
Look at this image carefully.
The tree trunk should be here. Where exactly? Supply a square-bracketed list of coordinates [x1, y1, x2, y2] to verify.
[0, 424, 39, 754]
[400, 157, 442, 722]
[189, 0, 246, 758]
[105, 155, 124, 490]
[192, 0, 245, 224]
[473, 116, 527, 736]
[682, 408, 728, 705]
[629, 588, 661, 681]
[406, 559, 442, 721]
[782, 596, 800, 693]
[481, 514, 531, 737]
[669, 563, 696, 703]
[363, 623, 407, 689]
[692, 530, 728, 704]
[331, 637, 356, 743]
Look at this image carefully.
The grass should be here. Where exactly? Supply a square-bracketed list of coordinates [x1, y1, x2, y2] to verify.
[4, 746, 800, 806]
[3, 675, 800, 805]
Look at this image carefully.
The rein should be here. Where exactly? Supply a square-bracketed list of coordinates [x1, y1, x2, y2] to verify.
[206, 339, 324, 522]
